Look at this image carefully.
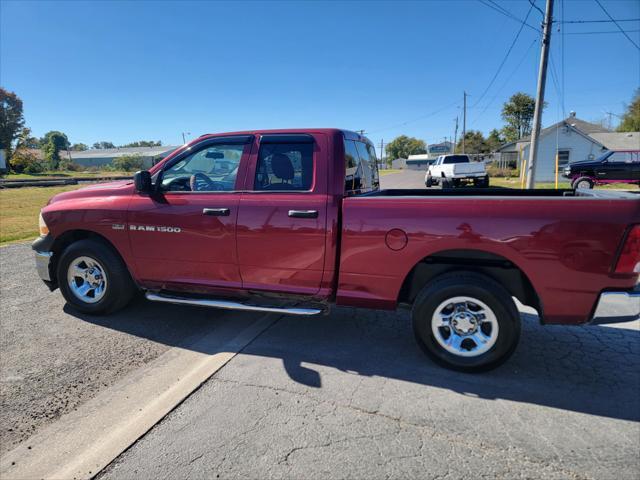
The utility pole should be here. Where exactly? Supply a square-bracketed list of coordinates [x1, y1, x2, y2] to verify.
[462, 92, 467, 154]
[604, 111, 621, 130]
[453, 116, 459, 153]
[526, 0, 554, 189]
[379, 139, 385, 169]
[181, 132, 191, 144]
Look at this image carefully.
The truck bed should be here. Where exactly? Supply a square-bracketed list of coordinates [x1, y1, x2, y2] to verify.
[371, 188, 639, 199]
[336, 188, 640, 324]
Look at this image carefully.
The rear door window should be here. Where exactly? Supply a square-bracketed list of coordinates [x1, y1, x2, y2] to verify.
[254, 142, 314, 191]
[344, 139, 380, 195]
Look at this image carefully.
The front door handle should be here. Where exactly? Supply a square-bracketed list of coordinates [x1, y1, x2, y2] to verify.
[203, 208, 230, 216]
[288, 210, 318, 218]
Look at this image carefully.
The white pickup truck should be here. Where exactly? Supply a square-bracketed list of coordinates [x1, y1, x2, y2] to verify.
[425, 154, 489, 188]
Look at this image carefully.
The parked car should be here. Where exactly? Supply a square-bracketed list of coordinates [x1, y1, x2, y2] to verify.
[563, 150, 640, 189]
[33, 129, 639, 372]
[425, 154, 488, 188]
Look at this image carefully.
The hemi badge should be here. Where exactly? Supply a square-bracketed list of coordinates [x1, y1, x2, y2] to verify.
[112, 224, 126, 230]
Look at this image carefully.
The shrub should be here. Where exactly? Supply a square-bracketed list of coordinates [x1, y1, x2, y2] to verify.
[10, 149, 46, 174]
[58, 158, 82, 171]
[486, 164, 518, 178]
[113, 154, 144, 172]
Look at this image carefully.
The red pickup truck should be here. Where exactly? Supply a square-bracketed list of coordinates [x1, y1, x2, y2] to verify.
[33, 129, 640, 372]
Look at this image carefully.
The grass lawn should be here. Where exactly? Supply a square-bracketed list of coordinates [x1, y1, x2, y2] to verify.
[0, 185, 83, 245]
[3, 171, 131, 180]
[489, 176, 638, 190]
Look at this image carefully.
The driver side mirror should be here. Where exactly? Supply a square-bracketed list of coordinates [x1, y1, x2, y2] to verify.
[134, 170, 152, 193]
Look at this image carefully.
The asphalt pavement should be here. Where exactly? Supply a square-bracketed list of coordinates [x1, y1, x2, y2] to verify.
[380, 169, 427, 189]
[0, 242, 263, 456]
[99, 307, 639, 480]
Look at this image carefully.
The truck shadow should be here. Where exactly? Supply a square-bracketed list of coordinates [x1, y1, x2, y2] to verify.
[66, 299, 640, 423]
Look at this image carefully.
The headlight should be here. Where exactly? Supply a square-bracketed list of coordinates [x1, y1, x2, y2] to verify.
[38, 212, 49, 236]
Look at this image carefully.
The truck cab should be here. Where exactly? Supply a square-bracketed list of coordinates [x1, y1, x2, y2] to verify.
[564, 150, 640, 189]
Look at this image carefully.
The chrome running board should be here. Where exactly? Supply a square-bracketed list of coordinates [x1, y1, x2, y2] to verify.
[145, 292, 324, 316]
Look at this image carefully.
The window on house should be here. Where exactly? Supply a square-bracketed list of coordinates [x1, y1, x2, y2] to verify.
[557, 150, 570, 168]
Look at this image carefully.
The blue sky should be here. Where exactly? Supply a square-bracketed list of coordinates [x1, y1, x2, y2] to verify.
[1, 0, 638, 152]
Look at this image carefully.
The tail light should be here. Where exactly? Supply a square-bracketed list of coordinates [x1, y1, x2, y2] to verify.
[614, 225, 640, 274]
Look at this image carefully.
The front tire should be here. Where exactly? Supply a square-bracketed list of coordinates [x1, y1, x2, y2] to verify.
[572, 177, 594, 189]
[412, 271, 521, 372]
[57, 239, 135, 315]
[426, 175, 433, 188]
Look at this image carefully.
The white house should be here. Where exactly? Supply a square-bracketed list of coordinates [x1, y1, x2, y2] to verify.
[406, 154, 435, 170]
[497, 112, 639, 182]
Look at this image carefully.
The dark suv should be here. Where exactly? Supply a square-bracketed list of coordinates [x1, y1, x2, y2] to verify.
[563, 150, 640, 189]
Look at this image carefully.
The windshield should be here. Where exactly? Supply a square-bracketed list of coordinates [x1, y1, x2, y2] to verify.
[594, 151, 614, 163]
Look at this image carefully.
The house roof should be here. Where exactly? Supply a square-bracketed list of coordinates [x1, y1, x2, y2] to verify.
[62, 145, 180, 159]
[589, 132, 640, 151]
[498, 116, 611, 152]
[517, 116, 609, 144]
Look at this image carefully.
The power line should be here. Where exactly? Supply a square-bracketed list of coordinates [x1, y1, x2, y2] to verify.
[528, 0, 545, 18]
[367, 100, 460, 134]
[471, 38, 538, 124]
[472, 1, 536, 109]
[560, 0, 566, 118]
[477, 0, 540, 33]
[565, 29, 640, 35]
[549, 52, 563, 112]
[593, 0, 640, 51]
[558, 18, 640, 24]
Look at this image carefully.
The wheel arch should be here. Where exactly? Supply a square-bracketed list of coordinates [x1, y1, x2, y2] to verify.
[397, 249, 542, 319]
[49, 229, 136, 288]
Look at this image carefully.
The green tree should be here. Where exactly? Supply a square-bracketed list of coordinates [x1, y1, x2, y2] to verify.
[15, 127, 41, 150]
[486, 128, 505, 152]
[0, 88, 25, 161]
[71, 143, 89, 151]
[9, 148, 45, 174]
[386, 135, 427, 162]
[92, 141, 115, 149]
[617, 89, 640, 132]
[42, 131, 69, 170]
[121, 140, 162, 147]
[113, 154, 144, 172]
[501, 92, 544, 142]
[455, 130, 488, 154]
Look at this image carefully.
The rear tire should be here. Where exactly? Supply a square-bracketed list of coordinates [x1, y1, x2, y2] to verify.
[474, 176, 489, 188]
[442, 176, 452, 188]
[411, 271, 521, 372]
[57, 239, 135, 315]
[572, 177, 594, 189]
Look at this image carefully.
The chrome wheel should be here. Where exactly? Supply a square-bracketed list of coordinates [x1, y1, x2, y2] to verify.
[431, 296, 499, 357]
[67, 256, 107, 304]
[576, 180, 591, 189]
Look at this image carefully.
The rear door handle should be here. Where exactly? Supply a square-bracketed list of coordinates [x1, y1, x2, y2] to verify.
[288, 210, 318, 218]
[202, 208, 230, 216]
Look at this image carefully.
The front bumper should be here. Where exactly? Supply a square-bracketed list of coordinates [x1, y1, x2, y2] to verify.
[590, 288, 640, 324]
[32, 235, 56, 287]
[35, 250, 53, 281]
